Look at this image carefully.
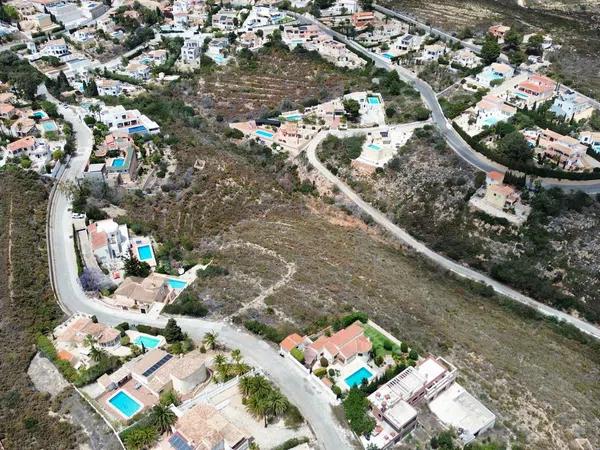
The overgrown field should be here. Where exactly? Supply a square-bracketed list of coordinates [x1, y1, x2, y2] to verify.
[112, 88, 600, 448]
[381, 0, 600, 99]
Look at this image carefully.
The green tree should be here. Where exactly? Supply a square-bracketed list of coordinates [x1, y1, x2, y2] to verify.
[263, 391, 289, 427]
[163, 318, 184, 343]
[526, 33, 544, 55]
[481, 35, 501, 65]
[150, 404, 177, 434]
[342, 387, 375, 436]
[343, 98, 361, 121]
[400, 342, 409, 353]
[84, 79, 98, 97]
[503, 28, 522, 50]
[497, 131, 533, 164]
[121, 426, 158, 450]
[159, 389, 181, 407]
[123, 252, 151, 277]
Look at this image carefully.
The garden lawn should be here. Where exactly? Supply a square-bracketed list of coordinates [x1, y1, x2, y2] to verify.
[363, 324, 400, 358]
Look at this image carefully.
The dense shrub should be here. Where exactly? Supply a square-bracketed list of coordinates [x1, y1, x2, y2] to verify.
[163, 293, 209, 317]
[244, 320, 285, 343]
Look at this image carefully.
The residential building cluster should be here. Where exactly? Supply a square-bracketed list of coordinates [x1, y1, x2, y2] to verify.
[280, 320, 496, 449]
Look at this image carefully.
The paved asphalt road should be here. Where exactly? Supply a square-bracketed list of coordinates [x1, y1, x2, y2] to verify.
[305, 128, 600, 340]
[44, 94, 355, 450]
[298, 13, 600, 194]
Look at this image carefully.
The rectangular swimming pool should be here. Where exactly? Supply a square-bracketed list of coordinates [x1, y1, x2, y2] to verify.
[256, 129, 274, 139]
[42, 121, 58, 132]
[111, 157, 125, 168]
[108, 391, 142, 418]
[134, 335, 161, 349]
[137, 244, 153, 261]
[344, 367, 373, 388]
[285, 114, 302, 121]
[168, 279, 187, 289]
[368, 143, 381, 151]
[128, 125, 148, 134]
[367, 96, 381, 105]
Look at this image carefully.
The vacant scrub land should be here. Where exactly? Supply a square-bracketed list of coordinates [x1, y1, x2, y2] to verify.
[0, 168, 81, 450]
[187, 45, 373, 122]
[317, 126, 600, 322]
[118, 85, 600, 448]
[382, 0, 600, 99]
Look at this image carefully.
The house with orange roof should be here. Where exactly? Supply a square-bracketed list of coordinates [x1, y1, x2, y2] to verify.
[87, 218, 131, 269]
[473, 94, 517, 129]
[537, 128, 586, 171]
[0, 103, 16, 120]
[157, 403, 254, 450]
[280, 333, 305, 353]
[305, 321, 372, 367]
[52, 313, 124, 368]
[5, 136, 50, 163]
[351, 11, 375, 31]
[488, 24, 510, 42]
[486, 171, 504, 185]
[484, 183, 521, 210]
[511, 74, 558, 108]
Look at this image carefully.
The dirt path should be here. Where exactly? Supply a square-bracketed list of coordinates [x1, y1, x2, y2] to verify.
[223, 241, 297, 314]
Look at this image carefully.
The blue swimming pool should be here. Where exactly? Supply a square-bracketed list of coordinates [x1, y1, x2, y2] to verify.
[285, 114, 302, 121]
[137, 244, 153, 261]
[256, 129, 274, 139]
[482, 117, 498, 127]
[168, 279, 187, 289]
[368, 143, 381, 151]
[128, 125, 148, 134]
[134, 335, 161, 349]
[383, 53, 393, 59]
[108, 391, 142, 418]
[42, 121, 58, 132]
[111, 157, 125, 167]
[33, 111, 48, 119]
[345, 367, 373, 388]
[367, 96, 381, 105]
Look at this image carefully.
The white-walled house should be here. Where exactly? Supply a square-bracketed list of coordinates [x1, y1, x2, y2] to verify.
[40, 38, 69, 58]
[87, 219, 130, 267]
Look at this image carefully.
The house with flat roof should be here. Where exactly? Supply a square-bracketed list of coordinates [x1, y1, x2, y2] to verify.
[97, 79, 123, 97]
[428, 383, 496, 445]
[421, 43, 447, 62]
[158, 403, 254, 450]
[580, 131, 600, 153]
[365, 356, 457, 448]
[99, 105, 160, 135]
[52, 313, 122, 369]
[87, 219, 130, 269]
[212, 9, 238, 30]
[550, 89, 595, 122]
[82, 162, 107, 184]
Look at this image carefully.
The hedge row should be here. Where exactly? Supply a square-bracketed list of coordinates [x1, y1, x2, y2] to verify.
[452, 123, 600, 181]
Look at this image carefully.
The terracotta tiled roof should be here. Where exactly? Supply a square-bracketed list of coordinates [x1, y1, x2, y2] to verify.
[280, 333, 303, 352]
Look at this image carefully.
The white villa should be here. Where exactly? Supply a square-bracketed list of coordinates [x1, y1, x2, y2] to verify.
[87, 219, 130, 269]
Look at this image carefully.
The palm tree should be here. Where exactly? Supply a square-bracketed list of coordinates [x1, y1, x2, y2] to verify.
[203, 331, 218, 350]
[150, 404, 177, 434]
[230, 349, 248, 376]
[265, 391, 289, 423]
[213, 353, 229, 381]
[84, 334, 97, 349]
[245, 394, 267, 425]
[89, 346, 105, 363]
[239, 376, 254, 398]
[249, 375, 271, 398]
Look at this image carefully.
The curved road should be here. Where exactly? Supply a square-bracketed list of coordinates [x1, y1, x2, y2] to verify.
[305, 129, 600, 340]
[45, 97, 354, 450]
[298, 13, 600, 194]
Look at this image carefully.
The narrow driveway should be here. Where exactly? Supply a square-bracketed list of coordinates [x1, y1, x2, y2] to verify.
[305, 129, 600, 340]
[44, 94, 355, 450]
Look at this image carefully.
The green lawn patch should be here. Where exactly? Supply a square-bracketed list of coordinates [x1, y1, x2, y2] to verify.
[363, 324, 401, 358]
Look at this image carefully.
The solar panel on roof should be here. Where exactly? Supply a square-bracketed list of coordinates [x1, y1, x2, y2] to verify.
[168, 432, 193, 450]
[142, 353, 173, 377]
